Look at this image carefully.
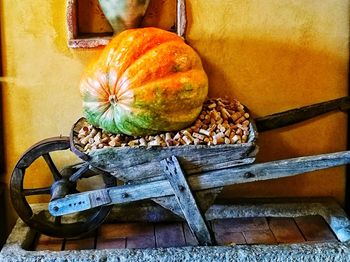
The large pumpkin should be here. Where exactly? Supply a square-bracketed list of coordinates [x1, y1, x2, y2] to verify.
[80, 27, 208, 136]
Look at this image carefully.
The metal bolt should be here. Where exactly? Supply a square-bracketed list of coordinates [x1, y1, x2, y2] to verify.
[53, 206, 59, 212]
[178, 185, 185, 192]
[244, 172, 255, 178]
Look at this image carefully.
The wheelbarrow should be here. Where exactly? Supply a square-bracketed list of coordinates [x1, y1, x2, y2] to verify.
[10, 96, 350, 245]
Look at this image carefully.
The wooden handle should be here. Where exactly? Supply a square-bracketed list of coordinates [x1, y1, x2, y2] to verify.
[255, 96, 350, 132]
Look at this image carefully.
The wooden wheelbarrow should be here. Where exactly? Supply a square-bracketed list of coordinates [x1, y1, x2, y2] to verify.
[10, 97, 350, 245]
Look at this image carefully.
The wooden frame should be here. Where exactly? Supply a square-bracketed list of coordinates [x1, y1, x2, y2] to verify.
[66, 0, 186, 48]
[66, 0, 113, 48]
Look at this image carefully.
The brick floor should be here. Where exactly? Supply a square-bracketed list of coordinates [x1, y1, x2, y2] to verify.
[34, 215, 337, 251]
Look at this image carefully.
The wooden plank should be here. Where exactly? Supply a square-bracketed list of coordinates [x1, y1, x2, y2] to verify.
[96, 238, 126, 249]
[255, 96, 350, 132]
[215, 232, 246, 245]
[97, 223, 155, 249]
[127, 235, 155, 249]
[153, 187, 223, 219]
[112, 157, 256, 182]
[49, 151, 350, 216]
[98, 223, 154, 239]
[87, 137, 256, 174]
[161, 156, 213, 245]
[294, 216, 337, 242]
[212, 218, 269, 234]
[183, 223, 199, 246]
[155, 223, 186, 248]
[243, 230, 277, 244]
[268, 218, 305, 243]
[64, 236, 95, 250]
[35, 234, 64, 251]
[186, 151, 350, 190]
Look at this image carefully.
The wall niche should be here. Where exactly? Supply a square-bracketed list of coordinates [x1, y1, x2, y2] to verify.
[67, 0, 176, 48]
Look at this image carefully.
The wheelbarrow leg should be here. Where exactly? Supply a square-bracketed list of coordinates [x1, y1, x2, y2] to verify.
[160, 156, 214, 245]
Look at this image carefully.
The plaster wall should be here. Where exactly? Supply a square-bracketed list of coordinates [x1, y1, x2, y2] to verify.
[0, 0, 348, 233]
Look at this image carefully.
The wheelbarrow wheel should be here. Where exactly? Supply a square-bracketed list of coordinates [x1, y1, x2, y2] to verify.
[10, 136, 116, 238]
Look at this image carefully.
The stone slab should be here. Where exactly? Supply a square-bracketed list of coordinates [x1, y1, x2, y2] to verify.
[2, 198, 350, 261]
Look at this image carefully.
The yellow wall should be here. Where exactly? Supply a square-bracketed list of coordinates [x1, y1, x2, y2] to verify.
[1, 0, 348, 233]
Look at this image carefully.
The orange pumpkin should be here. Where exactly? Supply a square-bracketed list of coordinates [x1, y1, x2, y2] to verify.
[80, 27, 208, 136]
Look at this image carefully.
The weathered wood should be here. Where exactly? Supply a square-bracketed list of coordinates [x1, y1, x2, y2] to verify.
[243, 230, 277, 244]
[49, 151, 350, 216]
[111, 157, 256, 182]
[153, 188, 223, 219]
[71, 118, 258, 180]
[64, 236, 95, 250]
[212, 218, 269, 234]
[186, 150, 350, 190]
[215, 232, 246, 245]
[10, 137, 115, 239]
[96, 238, 126, 249]
[255, 96, 350, 132]
[161, 156, 213, 245]
[99, 223, 154, 239]
[268, 218, 305, 243]
[294, 216, 337, 242]
[154, 223, 186, 248]
[35, 234, 64, 251]
[183, 223, 199, 246]
[88, 142, 257, 176]
[71, 117, 257, 217]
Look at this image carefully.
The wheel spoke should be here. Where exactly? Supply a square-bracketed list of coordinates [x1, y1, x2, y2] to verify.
[22, 187, 51, 196]
[42, 153, 62, 181]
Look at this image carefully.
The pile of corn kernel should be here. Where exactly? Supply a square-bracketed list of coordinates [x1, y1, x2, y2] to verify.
[77, 98, 251, 152]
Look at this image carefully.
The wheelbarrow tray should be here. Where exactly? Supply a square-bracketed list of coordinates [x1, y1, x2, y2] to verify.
[70, 117, 258, 216]
[71, 118, 258, 182]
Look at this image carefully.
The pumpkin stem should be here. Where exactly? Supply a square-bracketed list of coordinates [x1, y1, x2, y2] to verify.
[109, 94, 118, 106]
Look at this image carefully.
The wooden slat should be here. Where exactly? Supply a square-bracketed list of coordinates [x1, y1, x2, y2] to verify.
[183, 223, 199, 246]
[153, 187, 223, 219]
[49, 151, 350, 217]
[97, 223, 155, 249]
[268, 218, 305, 243]
[64, 237, 95, 250]
[35, 234, 64, 251]
[113, 157, 256, 182]
[96, 223, 127, 249]
[83, 120, 257, 176]
[243, 230, 277, 244]
[161, 156, 213, 245]
[127, 235, 155, 249]
[155, 223, 186, 248]
[294, 216, 337, 242]
[96, 238, 126, 249]
[213, 218, 269, 234]
[98, 223, 154, 239]
[215, 232, 246, 245]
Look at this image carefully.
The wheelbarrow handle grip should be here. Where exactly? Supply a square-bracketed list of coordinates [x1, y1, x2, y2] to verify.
[255, 96, 350, 132]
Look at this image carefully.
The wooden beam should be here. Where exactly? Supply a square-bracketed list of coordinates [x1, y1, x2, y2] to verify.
[49, 151, 350, 216]
[161, 156, 213, 245]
